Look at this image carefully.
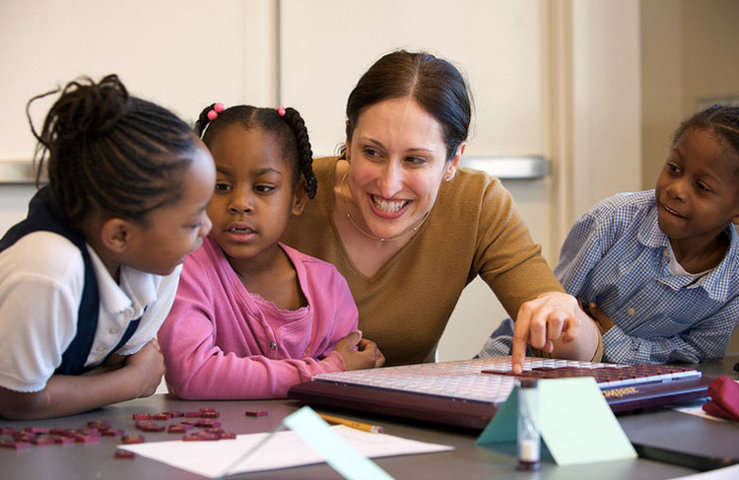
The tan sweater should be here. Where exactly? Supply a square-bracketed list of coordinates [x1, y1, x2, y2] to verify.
[281, 157, 564, 366]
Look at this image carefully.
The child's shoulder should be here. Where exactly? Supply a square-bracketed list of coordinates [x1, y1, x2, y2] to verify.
[587, 190, 656, 225]
[280, 242, 337, 272]
[179, 236, 228, 282]
[0, 231, 84, 282]
[279, 242, 347, 288]
[591, 189, 654, 212]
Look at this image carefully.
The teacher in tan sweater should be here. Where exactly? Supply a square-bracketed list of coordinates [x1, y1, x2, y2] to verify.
[282, 50, 601, 372]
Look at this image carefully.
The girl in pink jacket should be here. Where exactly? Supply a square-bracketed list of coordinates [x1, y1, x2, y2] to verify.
[158, 104, 385, 399]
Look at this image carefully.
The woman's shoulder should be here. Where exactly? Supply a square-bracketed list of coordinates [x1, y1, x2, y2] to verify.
[312, 156, 339, 181]
[436, 167, 513, 222]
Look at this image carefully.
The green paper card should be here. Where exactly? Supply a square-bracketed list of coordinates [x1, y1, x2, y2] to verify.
[477, 377, 636, 465]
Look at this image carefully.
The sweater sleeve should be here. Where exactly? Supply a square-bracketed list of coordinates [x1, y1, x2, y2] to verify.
[475, 178, 563, 318]
[310, 264, 359, 360]
[158, 255, 347, 400]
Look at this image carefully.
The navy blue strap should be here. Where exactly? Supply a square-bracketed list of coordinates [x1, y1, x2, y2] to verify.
[0, 187, 101, 376]
[55, 251, 100, 375]
[98, 312, 144, 369]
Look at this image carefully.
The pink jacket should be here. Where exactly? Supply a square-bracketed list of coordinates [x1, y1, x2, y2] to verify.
[158, 236, 356, 399]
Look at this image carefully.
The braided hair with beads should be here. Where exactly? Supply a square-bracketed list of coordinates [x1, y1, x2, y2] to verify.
[195, 104, 317, 199]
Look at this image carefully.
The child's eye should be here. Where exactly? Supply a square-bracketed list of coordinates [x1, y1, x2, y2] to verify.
[666, 163, 681, 175]
[255, 185, 275, 193]
[215, 182, 231, 192]
[697, 182, 712, 193]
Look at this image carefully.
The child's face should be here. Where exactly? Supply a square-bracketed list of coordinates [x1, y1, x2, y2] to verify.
[121, 143, 215, 275]
[655, 127, 739, 244]
[206, 124, 305, 266]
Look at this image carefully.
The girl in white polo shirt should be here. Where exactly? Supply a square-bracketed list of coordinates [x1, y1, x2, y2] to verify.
[0, 74, 215, 419]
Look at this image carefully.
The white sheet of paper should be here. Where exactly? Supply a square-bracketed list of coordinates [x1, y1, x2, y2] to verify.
[674, 405, 729, 423]
[120, 425, 453, 478]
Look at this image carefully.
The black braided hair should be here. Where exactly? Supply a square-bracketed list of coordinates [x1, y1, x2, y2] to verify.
[196, 104, 317, 199]
[27, 74, 197, 227]
[673, 105, 739, 176]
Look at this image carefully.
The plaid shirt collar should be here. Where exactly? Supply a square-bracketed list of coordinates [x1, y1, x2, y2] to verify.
[637, 206, 738, 301]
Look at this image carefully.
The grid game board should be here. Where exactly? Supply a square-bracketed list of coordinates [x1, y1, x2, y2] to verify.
[288, 357, 712, 430]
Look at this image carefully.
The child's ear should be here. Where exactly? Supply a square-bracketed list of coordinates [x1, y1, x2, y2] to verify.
[100, 218, 133, 253]
[292, 179, 308, 216]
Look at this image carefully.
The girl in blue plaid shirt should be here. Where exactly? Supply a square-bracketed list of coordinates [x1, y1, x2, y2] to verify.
[481, 105, 739, 364]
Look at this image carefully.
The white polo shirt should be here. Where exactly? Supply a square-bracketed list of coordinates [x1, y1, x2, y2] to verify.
[0, 231, 180, 393]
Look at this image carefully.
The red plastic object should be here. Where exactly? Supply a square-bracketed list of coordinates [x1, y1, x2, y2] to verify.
[74, 434, 100, 444]
[31, 435, 57, 446]
[194, 419, 221, 428]
[135, 421, 165, 432]
[23, 426, 49, 434]
[87, 420, 111, 429]
[52, 435, 76, 445]
[122, 434, 145, 444]
[0, 439, 31, 450]
[114, 449, 136, 459]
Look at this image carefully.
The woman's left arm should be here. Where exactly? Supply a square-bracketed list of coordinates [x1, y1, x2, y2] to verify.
[471, 178, 600, 372]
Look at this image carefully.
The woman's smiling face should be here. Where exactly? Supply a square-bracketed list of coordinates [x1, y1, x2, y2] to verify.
[344, 97, 460, 240]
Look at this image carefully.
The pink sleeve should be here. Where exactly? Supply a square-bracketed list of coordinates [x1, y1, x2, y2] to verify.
[157, 255, 349, 400]
[312, 265, 359, 359]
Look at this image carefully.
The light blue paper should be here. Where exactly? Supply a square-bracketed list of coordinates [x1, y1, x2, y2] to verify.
[282, 406, 395, 480]
[476, 377, 637, 465]
[538, 377, 636, 465]
[476, 385, 520, 444]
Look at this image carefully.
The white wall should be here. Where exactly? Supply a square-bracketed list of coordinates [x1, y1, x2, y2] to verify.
[571, 0, 642, 219]
[0, 0, 268, 233]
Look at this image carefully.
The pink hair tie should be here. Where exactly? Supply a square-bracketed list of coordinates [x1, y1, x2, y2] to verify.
[207, 102, 225, 121]
[277, 106, 286, 117]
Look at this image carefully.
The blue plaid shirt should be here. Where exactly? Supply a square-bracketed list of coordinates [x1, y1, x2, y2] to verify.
[555, 190, 738, 364]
